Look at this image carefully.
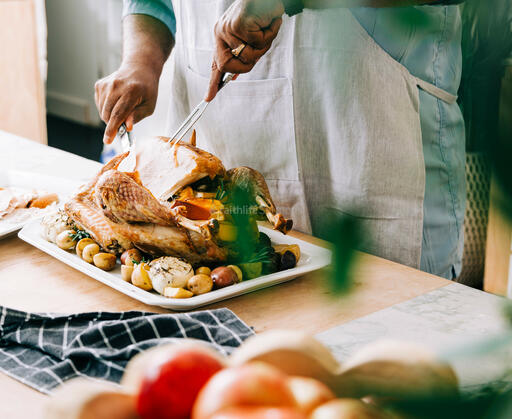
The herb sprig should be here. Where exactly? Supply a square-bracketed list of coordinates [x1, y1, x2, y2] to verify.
[132, 256, 152, 265]
[246, 246, 274, 263]
[215, 178, 227, 201]
[69, 229, 90, 241]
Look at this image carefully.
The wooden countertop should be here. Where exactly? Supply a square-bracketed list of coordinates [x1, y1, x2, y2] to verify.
[0, 131, 451, 418]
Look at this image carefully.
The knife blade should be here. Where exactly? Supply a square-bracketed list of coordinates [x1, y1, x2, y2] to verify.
[169, 73, 236, 144]
[117, 122, 134, 153]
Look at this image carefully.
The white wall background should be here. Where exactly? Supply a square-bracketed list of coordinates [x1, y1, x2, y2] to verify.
[45, 0, 172, 140]
[46, 0, 123, 126]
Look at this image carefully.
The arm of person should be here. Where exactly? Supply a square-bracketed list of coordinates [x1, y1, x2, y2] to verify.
[207, 0, 463, 100]
[95, 1, 175, 144]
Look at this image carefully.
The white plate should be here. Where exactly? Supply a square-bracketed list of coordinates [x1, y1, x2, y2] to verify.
[0, 170, 82, 239]
[19, 219, 331, 311]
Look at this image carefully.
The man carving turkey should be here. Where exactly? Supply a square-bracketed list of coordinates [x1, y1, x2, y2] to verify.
[95, 0, 465, 280]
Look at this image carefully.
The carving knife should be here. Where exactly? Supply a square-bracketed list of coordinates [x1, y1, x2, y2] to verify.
[169, 73, 237, 144]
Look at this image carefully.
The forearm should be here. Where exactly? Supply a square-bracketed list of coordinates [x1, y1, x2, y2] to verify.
[121, 14, 174, 74]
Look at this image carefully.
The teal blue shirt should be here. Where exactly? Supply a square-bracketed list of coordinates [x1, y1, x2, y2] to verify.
[123, 1, 465, 279]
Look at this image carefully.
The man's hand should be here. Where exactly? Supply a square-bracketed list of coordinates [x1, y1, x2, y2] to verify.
[206, 0, 284, 101]
[95, 63, 160, 144]
[95, 15, 173, 144]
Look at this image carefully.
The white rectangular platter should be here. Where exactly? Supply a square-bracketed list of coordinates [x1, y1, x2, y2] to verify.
[0, 170, 81, 239]
[19, 219, 331, 311]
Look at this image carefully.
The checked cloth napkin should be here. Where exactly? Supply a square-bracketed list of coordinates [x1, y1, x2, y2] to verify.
[0, 306, 254, 394]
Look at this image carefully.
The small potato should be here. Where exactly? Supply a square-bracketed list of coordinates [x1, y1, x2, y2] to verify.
[121, 265, 134, 282]
[120, 249, 143, 266]
[211, 266, 238, 289]
[164, 287, 193, 299]
[82, 243, 100, 263]
[131, 263, 152, 291]
[56, 230, 77, 250]
[227, 265, 243, 283]
[93, 253, 117, 271]
[187, 274, 213, 295]
[76, 238, 96, 258]
[195, 266, 211, 276]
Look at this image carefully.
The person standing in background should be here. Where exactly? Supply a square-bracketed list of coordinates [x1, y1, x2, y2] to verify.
[96, 0, 465, 279]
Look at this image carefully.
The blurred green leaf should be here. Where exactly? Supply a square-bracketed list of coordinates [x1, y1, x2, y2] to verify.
[227, 182, 258, 263]
[318, 211, 361, 294]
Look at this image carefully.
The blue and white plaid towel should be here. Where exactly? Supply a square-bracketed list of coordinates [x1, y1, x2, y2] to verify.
[0, 307, 254, 394]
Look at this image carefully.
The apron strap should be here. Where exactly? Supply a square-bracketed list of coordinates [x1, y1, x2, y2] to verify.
[414, 76, 458, 104]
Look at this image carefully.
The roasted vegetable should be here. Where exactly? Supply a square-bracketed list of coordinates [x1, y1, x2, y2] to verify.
[257, 232, 272, 249]
[227, 265, 243, 282]
[56, 230, 77, 250]
[217, 222, 237, 242]
[273, 244, 300, 262]
[263, 252, 281, 275]
[164, 287, 193, 299]
[239, 262, 263, 280]
[187, 274, 213, 295]
[121, 265, 134, 282]
[171, 200, 211, 220]
[195, 266, 211, 276]
[211, 267, 239, 289]
[93, 253, 117, 271]
[120, 249, 143, 266]
[82, 243, 100, 264]
[41, 210, 70, 243]
[76, 238, 96, 259]
[280, 251, 297, 270]
[131, 263, 152, 291]
[149, 257, 194, 295]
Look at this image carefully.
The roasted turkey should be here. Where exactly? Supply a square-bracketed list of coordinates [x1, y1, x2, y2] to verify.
[64, 134, 292, 266]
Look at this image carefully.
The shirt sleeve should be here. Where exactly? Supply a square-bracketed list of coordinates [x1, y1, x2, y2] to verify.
[123, 0, 176, 36]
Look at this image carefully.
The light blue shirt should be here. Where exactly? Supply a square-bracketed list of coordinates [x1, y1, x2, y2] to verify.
[123, 1, 465, 280]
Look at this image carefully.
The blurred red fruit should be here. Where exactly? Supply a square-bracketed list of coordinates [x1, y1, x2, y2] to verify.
[136, 347, 224, 419]
[192, 362, 297, 419]
[210, 406, 307, 419]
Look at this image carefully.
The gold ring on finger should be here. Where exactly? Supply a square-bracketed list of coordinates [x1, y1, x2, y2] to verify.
[231, 43, 246, 58]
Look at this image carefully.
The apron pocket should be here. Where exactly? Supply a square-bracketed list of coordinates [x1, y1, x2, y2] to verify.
[183, 65, 300, 182]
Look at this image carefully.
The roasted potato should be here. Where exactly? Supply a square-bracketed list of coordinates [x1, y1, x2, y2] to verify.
[187, 274, 213, 295]
[120, 249, 143, 266]
[76, 238, 96, 258]
[195, 266, 211, 276]
[227, 265, 243, 282]
[82, 243, 100, 263]
[56, 230, 77, 250]
[93, 253, 117, 271]
[164, 287, 193, 299]
[121, 265, 134, 282]
[131, 263, 152, 291]
[211, 267, 238, 289]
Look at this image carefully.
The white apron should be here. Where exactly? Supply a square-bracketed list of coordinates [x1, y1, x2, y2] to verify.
[165, 0, 457, 269]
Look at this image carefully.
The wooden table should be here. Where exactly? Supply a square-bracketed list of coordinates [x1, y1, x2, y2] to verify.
[0, 130, 451, 418]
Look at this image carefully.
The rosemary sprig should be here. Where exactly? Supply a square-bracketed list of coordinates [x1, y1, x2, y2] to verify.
[69, 229, 90, 241]
[246, 246, 274, 263]
[215, 178, 227, 201]
[132, 256, 152, 265]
